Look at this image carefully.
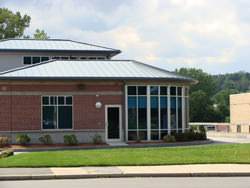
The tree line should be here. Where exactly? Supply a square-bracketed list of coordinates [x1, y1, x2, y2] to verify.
[176, 68, 250, 122]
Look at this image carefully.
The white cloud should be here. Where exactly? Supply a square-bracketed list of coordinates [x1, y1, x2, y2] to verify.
[1, 0, 250, 73]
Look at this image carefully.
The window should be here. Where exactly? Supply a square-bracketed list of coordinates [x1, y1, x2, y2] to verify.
[41, 57, 49, 62]
[127, 86, 147, 140]
[32, 56, 40, 64]
[23, 56, 49, 65]
[42, 96, 73, 130]
[70, 56, 77, 60]
[127, 85, 188, 141]
[23, 56, 32, 64]
[237, 125, 241, 133]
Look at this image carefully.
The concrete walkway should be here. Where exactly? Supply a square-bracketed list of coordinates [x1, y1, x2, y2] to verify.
[1, 164, 250, 180]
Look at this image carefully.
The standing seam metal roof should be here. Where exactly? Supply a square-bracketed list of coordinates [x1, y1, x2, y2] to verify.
[0, 60, 196, 83]
[0, 39, 121, 53]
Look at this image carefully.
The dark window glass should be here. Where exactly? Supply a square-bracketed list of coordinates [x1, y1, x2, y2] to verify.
[177, 87, 182, 96]
[139, 131, 147, 140]
[61, 56, 69, 60]
[151, 96, 159, 129]
[150, 86, 158, 95]
[128, 131, 137, 141]
[160, 96, 168, 129]
[32, 56, 40, 64]
[151, 131, 159, 140]
[88, 57, 96, 60]
[128, 96, 137, 129]
[58, 96, 65, 105]
[138, 96, 147, 129]
[80, 57, 87, 60]
[160, 86, 168, 95]
[170, 87, 176, 95]
[50, 96, 57, 105]
[42, 96, 49, 105]
[70, 56, 77, 60]
[23, 56, 32, 64]
[42, 106, 57, 129]
[127, 86, 136, 95]
[66, 96, 72, 105]
[52, 56, 60, 60]
[41, 57, 49, 62]
[58, 106, 72, 129]
[138, 86, 146, 95]
[97, 57, 105, 60]
[171, 97, 177, 129]
[178, 97, 182, 129]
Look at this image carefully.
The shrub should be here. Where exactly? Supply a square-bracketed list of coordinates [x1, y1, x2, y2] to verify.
[0, 149, 13, 158]
[172, 129, 207, 142]
[163, 135, 176, 143]
[0, 136, 10, 147]
[39, 134, 53, 145]
[16, 134, 30, 145]
[92, 134, 103, 144]
[64, 134, 78, 145]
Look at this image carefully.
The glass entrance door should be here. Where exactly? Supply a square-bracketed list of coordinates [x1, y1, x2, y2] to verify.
[106, 105, 121, 141]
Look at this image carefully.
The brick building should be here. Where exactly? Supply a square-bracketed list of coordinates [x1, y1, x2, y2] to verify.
[0, 39, 195, 144]
[230, 93, 250, 133]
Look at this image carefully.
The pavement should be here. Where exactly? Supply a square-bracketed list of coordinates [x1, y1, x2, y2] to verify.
[2, 177, 250, 188]
[1, 164, 250, 180]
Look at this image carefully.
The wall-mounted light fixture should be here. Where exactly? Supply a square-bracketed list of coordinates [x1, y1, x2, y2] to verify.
[95, 101, 102, 109]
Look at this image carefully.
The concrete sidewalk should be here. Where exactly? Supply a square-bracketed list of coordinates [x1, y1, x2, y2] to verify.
[1, 164, 250, 180]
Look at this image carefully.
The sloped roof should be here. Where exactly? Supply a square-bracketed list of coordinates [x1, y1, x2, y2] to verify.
[0, 39, 120, 56]
[0, 60, 195, 83]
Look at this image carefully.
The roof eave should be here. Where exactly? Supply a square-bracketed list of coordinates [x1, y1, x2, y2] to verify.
[0, 77, 195, 84]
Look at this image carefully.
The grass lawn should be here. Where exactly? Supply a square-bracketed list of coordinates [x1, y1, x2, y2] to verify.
[0, 144, 250, 167]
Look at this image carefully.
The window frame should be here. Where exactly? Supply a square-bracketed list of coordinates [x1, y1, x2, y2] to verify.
[126, 85, 189, 141]
[41, 95, 73, 131]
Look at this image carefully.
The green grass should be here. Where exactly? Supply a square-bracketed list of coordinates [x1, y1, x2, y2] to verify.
[1, 144, 250, 167]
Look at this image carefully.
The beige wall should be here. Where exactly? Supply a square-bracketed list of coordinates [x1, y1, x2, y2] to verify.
[230, 93, 250, 133]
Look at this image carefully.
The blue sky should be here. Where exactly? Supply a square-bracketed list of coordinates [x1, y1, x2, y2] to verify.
[1, 0, 250, 74]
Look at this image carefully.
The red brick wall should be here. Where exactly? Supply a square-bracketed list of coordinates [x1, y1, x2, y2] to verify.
[0, 82, 124, 131]
[74, 95, 123, 130]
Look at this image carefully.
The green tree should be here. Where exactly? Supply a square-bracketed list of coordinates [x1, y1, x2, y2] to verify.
[33, 29, 49, 39]
[213, 89, 238, 122]
[0, 8, 30, 39]
[176, 68, 220, 122]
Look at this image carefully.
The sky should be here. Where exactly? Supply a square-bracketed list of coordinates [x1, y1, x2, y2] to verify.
[1, 0, 250, 74]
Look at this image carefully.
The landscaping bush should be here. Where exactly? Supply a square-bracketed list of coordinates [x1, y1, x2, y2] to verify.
[0, 149, 13, 158]
[163, 135, 176, 143]
[16, 134, 30, 145]
[92, 134, 103, 144]
[173, 128, 207, 142]
[0, 136, 10, 147]
[39, 134, 53, 145]
[64, 134, 78, 145]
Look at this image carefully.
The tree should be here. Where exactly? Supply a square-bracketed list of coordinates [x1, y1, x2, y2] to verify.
[176, 68, 219, 122]
[0, 8, 30, 39]
[213, 89, 239, 122]
[33, 29, 49, 39]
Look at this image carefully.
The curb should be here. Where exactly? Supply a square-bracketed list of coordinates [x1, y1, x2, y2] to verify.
[1, 172, 250, 181]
